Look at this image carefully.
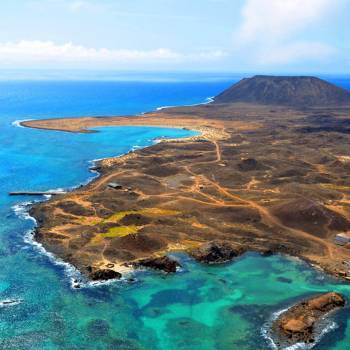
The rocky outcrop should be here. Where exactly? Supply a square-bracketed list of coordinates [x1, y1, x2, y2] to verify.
[273, 292, 346, 345]
[237, 158, 261, 171]
[131, 256, 180, 273]
[89, 269, 122, 281]
[190, 241, 245, 264]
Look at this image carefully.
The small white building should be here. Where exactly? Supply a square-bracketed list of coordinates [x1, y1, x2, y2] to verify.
[107, 182, 122, 190]
[335, 232, 350, 245]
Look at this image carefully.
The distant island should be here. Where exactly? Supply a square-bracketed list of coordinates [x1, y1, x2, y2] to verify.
[22, 75, 350, 285]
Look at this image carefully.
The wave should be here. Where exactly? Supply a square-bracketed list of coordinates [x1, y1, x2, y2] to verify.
[261, 305, 338, 350]
[156, 105, 175, 111]
[12, 199, 133, 289]
[11, 122, 192, 289]
[155, 95, 214, 112]
[205, 96, 215, 103]
[12, 202, 37, 224]
[24, 225, 132, 289]
[11, 145, 147, 289]
[0, 299, 22, 308]
[11, 119, 34, 128]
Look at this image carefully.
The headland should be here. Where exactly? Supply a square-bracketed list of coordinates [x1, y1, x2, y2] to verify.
[21, 76, 350, 282]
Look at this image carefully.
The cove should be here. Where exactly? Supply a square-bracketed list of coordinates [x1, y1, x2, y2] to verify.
[0, 79, 349, 349]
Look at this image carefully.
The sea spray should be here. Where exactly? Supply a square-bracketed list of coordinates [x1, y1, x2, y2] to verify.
[9, 128, 187, 289]
[11, 119, 34, 128]
[155, 95, 214, 111]
[0, 299, 22, 308]
[13, 200, 133, 289]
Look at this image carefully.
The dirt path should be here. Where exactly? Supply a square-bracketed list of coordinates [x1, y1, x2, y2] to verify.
[213, 141, 222, 162]
[182, 140, 336, 259]
[207, 176, 335, 258]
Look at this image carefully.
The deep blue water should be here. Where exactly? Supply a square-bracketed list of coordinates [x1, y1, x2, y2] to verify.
[0, 77, 349, 349]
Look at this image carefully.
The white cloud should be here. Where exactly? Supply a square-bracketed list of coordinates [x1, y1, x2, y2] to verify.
[233, 0, 342, 65]
[0, 41, 225, 67]
[66, 0, 107, 13]
[237, 0, 333, 44]
[257, 41, 336, 65]
[69, 1, 86, 12]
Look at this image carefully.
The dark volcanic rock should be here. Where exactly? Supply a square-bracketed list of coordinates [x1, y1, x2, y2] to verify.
[214, 75, 350, 107]
[132, 256, 180, 273]
[89, 269, 122, 281]
[273, 292, 346, 345]
[271, 198, 350, 237]
[237, 158, 260, 171]
[190, 240, 245, 264]
[299, 114, 350, 134]
[119, 213, 151, 226]
[56, 201, 95, 216]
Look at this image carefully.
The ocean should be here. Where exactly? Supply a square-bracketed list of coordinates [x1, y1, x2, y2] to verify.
[0, 75, 349, 349]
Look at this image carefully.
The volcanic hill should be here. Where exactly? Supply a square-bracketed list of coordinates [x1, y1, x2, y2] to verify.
[214, 75, 350, 107]
[21, 75, 350, 284]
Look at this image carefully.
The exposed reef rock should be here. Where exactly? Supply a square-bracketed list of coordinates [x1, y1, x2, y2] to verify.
[214, 75, 350, 107]
[190, 241, 245, 264]
[130, 256, 180, 273]
[273, 292, 346, 346]
[89, 269, 122, 281]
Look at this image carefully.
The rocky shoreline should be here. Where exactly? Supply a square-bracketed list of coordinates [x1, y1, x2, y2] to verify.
[22, 76, 350, 286]
[272, 292, 346, 347]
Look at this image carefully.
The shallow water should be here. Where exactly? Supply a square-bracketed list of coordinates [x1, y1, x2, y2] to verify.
[0, 78, 349, 349]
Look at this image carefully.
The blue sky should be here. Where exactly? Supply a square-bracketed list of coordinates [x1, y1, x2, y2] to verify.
[0, 0, 349, 74]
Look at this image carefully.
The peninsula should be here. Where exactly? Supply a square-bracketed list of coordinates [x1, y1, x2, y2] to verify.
[22, 75, 350, 282]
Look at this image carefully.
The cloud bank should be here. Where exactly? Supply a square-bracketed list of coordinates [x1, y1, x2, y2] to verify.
[0, 40, 225, 68]
[233, 0, 341, 65]
[0, 0, 347, 71]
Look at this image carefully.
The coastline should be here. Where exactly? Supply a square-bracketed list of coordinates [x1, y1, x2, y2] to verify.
[261, 302, 339, 350]
[12, 119, 34, 128]
[19, 101, 350, 283]
[13, 126, 200, 288]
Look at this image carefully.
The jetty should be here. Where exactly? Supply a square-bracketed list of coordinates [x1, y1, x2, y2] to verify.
[9, 191, 66, 196]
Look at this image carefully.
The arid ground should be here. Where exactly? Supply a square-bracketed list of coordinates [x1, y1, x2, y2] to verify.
[22, 101, 350, 280]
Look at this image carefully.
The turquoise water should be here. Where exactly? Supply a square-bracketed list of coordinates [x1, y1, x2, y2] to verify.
[0, 78, 349, 349]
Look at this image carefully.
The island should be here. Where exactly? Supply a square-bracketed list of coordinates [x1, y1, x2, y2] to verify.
[272, 292, 346, 346]
[22, 75, 350, 282]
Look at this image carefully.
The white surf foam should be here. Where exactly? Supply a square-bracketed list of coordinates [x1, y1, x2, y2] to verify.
[23, 227, 131, 289]
[156, 105, 175, 111]
[11, 127, 183, 289]
[11, 119, 34, 128]
[261, 305, 339, 350]
[0, 299, 22, 308]
[13, 200, 133, 289]
[155, 95, 214, 112]
[12, 202, 37, 224]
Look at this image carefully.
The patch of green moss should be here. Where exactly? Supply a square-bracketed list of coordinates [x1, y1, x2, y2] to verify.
[77, 217, 102, 225]
[100, 225, 141, 238]
[104, 208, 180, 224]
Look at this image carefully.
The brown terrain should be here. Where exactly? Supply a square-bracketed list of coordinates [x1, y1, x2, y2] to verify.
[273, 292, 346, 346]
[21, 75, 350, 281]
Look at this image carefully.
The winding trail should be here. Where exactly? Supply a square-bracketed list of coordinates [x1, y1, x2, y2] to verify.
[183, 140, 335, 259]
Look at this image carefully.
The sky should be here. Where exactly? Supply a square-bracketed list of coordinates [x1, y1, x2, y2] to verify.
[0, 0, 349, 74]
